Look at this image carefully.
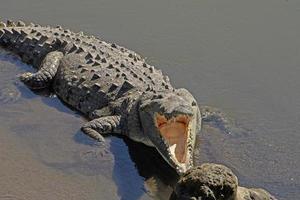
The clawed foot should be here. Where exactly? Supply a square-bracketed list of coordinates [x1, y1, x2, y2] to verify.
[19, 72, 33, 82]
[81, 126, 106, 142]
[18, 72, 51, 90]
[81, 115, 121, 142]
[19, 72, 35, 88]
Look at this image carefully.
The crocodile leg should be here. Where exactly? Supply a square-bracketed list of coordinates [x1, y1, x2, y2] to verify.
[19, 51, 64, 89]
[81, 115, 122, 142]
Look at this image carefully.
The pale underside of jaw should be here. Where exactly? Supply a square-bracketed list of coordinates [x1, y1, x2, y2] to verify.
[155, 114, 191, 168]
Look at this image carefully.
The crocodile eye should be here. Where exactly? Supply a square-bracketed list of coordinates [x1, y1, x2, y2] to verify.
[192, 101, 197, 106]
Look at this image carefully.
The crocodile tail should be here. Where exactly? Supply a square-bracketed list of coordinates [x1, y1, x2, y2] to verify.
[0, 19, 27, 50]
[0, 19, 26, 27]
[0, 19, 50, 68]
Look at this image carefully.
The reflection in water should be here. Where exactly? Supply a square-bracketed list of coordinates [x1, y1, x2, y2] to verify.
[121, 137, 179, 199]
[38, 131, 114, 177]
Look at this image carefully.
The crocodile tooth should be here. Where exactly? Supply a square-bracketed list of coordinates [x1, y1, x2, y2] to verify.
[164, 139, 169, 146]
[169, 144, 176, 157]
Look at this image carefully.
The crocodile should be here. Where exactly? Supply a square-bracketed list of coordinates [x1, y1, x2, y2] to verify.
[0, 19, 231, 174]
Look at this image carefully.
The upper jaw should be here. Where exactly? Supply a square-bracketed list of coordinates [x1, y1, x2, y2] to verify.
[155, 113, 195, 173]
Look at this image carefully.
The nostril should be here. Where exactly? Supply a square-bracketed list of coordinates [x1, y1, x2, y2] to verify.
[192, 101, 197, 106]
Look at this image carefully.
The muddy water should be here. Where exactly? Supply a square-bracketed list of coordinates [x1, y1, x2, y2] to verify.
[1, 0, 300, 199]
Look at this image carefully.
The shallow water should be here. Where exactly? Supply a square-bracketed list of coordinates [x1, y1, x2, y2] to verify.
[1, 0, 300, 199]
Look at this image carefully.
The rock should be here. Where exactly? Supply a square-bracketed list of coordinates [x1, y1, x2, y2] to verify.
[170, 163, 277, 200]
[171, 163, 238, 200]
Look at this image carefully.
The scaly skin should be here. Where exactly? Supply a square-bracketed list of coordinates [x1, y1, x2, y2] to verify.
[0, 19, 231, 173]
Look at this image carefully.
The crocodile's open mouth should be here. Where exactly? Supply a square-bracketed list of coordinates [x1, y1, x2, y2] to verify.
[155, 114, 191, 164]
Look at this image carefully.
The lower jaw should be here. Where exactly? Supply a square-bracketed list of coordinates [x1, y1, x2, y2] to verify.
[171, 152, 191, 173]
